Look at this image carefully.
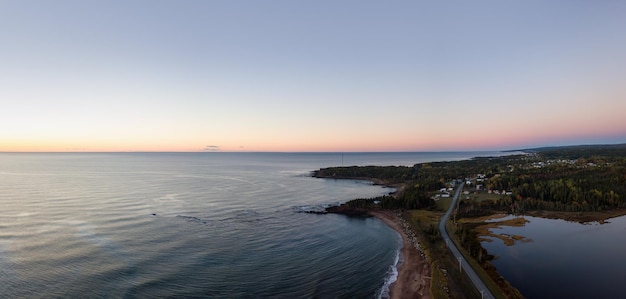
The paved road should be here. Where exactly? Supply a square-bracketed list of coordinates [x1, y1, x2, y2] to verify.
[438, 184, 495, 299]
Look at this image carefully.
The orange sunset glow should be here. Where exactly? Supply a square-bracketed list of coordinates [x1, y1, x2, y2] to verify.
[1, 1, 625, 152]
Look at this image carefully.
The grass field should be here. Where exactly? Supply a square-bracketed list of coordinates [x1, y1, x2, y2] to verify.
[465, 191, 507, 202]
[435, 197, 453, 211]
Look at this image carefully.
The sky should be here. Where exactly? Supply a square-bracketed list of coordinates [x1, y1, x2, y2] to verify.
[1, 1, 625, 152]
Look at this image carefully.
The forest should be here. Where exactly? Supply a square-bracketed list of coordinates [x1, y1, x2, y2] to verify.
[313, 144, 626, 213]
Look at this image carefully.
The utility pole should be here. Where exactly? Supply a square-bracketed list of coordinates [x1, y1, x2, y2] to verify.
[458, 257, 462, 273]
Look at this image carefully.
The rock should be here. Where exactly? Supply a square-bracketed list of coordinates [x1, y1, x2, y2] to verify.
[325, 205, 371, 217]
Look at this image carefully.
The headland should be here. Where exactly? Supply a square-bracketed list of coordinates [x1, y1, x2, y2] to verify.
[313, 143, 626, 298]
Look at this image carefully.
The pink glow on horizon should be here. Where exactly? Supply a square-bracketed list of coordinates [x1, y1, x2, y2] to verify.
[2, 2, 626, 153]
[2, 120, 625, 153]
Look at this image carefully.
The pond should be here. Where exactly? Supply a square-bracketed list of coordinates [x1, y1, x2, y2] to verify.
[480, 215, 626, 299]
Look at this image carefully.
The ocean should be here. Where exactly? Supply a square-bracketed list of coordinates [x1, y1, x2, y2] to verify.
[0, 151, 503, 298]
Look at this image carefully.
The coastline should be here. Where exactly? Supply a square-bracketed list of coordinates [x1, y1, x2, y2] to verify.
[369, 210, 431, 299]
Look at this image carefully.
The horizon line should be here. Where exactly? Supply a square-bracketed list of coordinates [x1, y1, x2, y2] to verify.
[0, 150, 514, 154]
[1, 142, 624, 154]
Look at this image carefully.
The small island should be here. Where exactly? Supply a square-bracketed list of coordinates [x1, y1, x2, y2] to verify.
[313, 144, 626, 299]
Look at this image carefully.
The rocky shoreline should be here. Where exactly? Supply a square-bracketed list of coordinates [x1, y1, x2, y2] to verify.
[368, 210, 431, 299]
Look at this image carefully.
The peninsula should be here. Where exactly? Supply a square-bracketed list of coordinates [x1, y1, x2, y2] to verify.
[313, 143, 626, 298]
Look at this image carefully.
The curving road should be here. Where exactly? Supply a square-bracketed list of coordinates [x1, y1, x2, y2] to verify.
[438, 184, 495, 299]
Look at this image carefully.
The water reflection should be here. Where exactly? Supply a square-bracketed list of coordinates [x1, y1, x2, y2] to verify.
[480, 215, 626, 299]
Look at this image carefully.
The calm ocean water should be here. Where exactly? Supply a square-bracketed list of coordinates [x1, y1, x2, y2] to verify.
[0, 151, 503, 298]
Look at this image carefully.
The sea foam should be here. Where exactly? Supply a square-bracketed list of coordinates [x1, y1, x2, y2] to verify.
[377, 247, 401, 299]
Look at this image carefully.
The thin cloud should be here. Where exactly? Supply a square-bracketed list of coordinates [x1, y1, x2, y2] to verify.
[204, 145, 221, 151]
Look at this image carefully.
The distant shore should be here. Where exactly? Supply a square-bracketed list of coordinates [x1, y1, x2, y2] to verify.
[367, 210, 431, 299]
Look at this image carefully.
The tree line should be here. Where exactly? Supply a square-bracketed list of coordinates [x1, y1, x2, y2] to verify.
[315, 145, 626, 213]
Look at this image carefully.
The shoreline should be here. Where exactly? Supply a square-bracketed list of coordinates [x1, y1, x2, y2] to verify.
[369, 210, 431, 299]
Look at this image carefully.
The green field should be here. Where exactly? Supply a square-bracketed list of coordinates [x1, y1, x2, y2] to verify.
[435, 196, 453, 211]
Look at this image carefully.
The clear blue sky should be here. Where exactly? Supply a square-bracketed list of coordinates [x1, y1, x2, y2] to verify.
[1, 1, 625, 151]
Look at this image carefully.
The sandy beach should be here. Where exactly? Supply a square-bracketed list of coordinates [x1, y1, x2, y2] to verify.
[370, 210, 431, 299]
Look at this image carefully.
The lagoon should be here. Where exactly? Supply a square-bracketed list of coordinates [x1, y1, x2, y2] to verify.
[481, 215, 626, 299]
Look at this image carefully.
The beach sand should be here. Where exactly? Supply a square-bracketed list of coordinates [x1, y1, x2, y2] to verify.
[370, 210, 431, 299]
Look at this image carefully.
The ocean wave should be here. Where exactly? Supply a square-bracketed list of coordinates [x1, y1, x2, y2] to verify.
[292, 203, 340, 214]
[176, 215, 211, 225]
[0, 152, 414, 297]
[377, 247, 401, 299]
